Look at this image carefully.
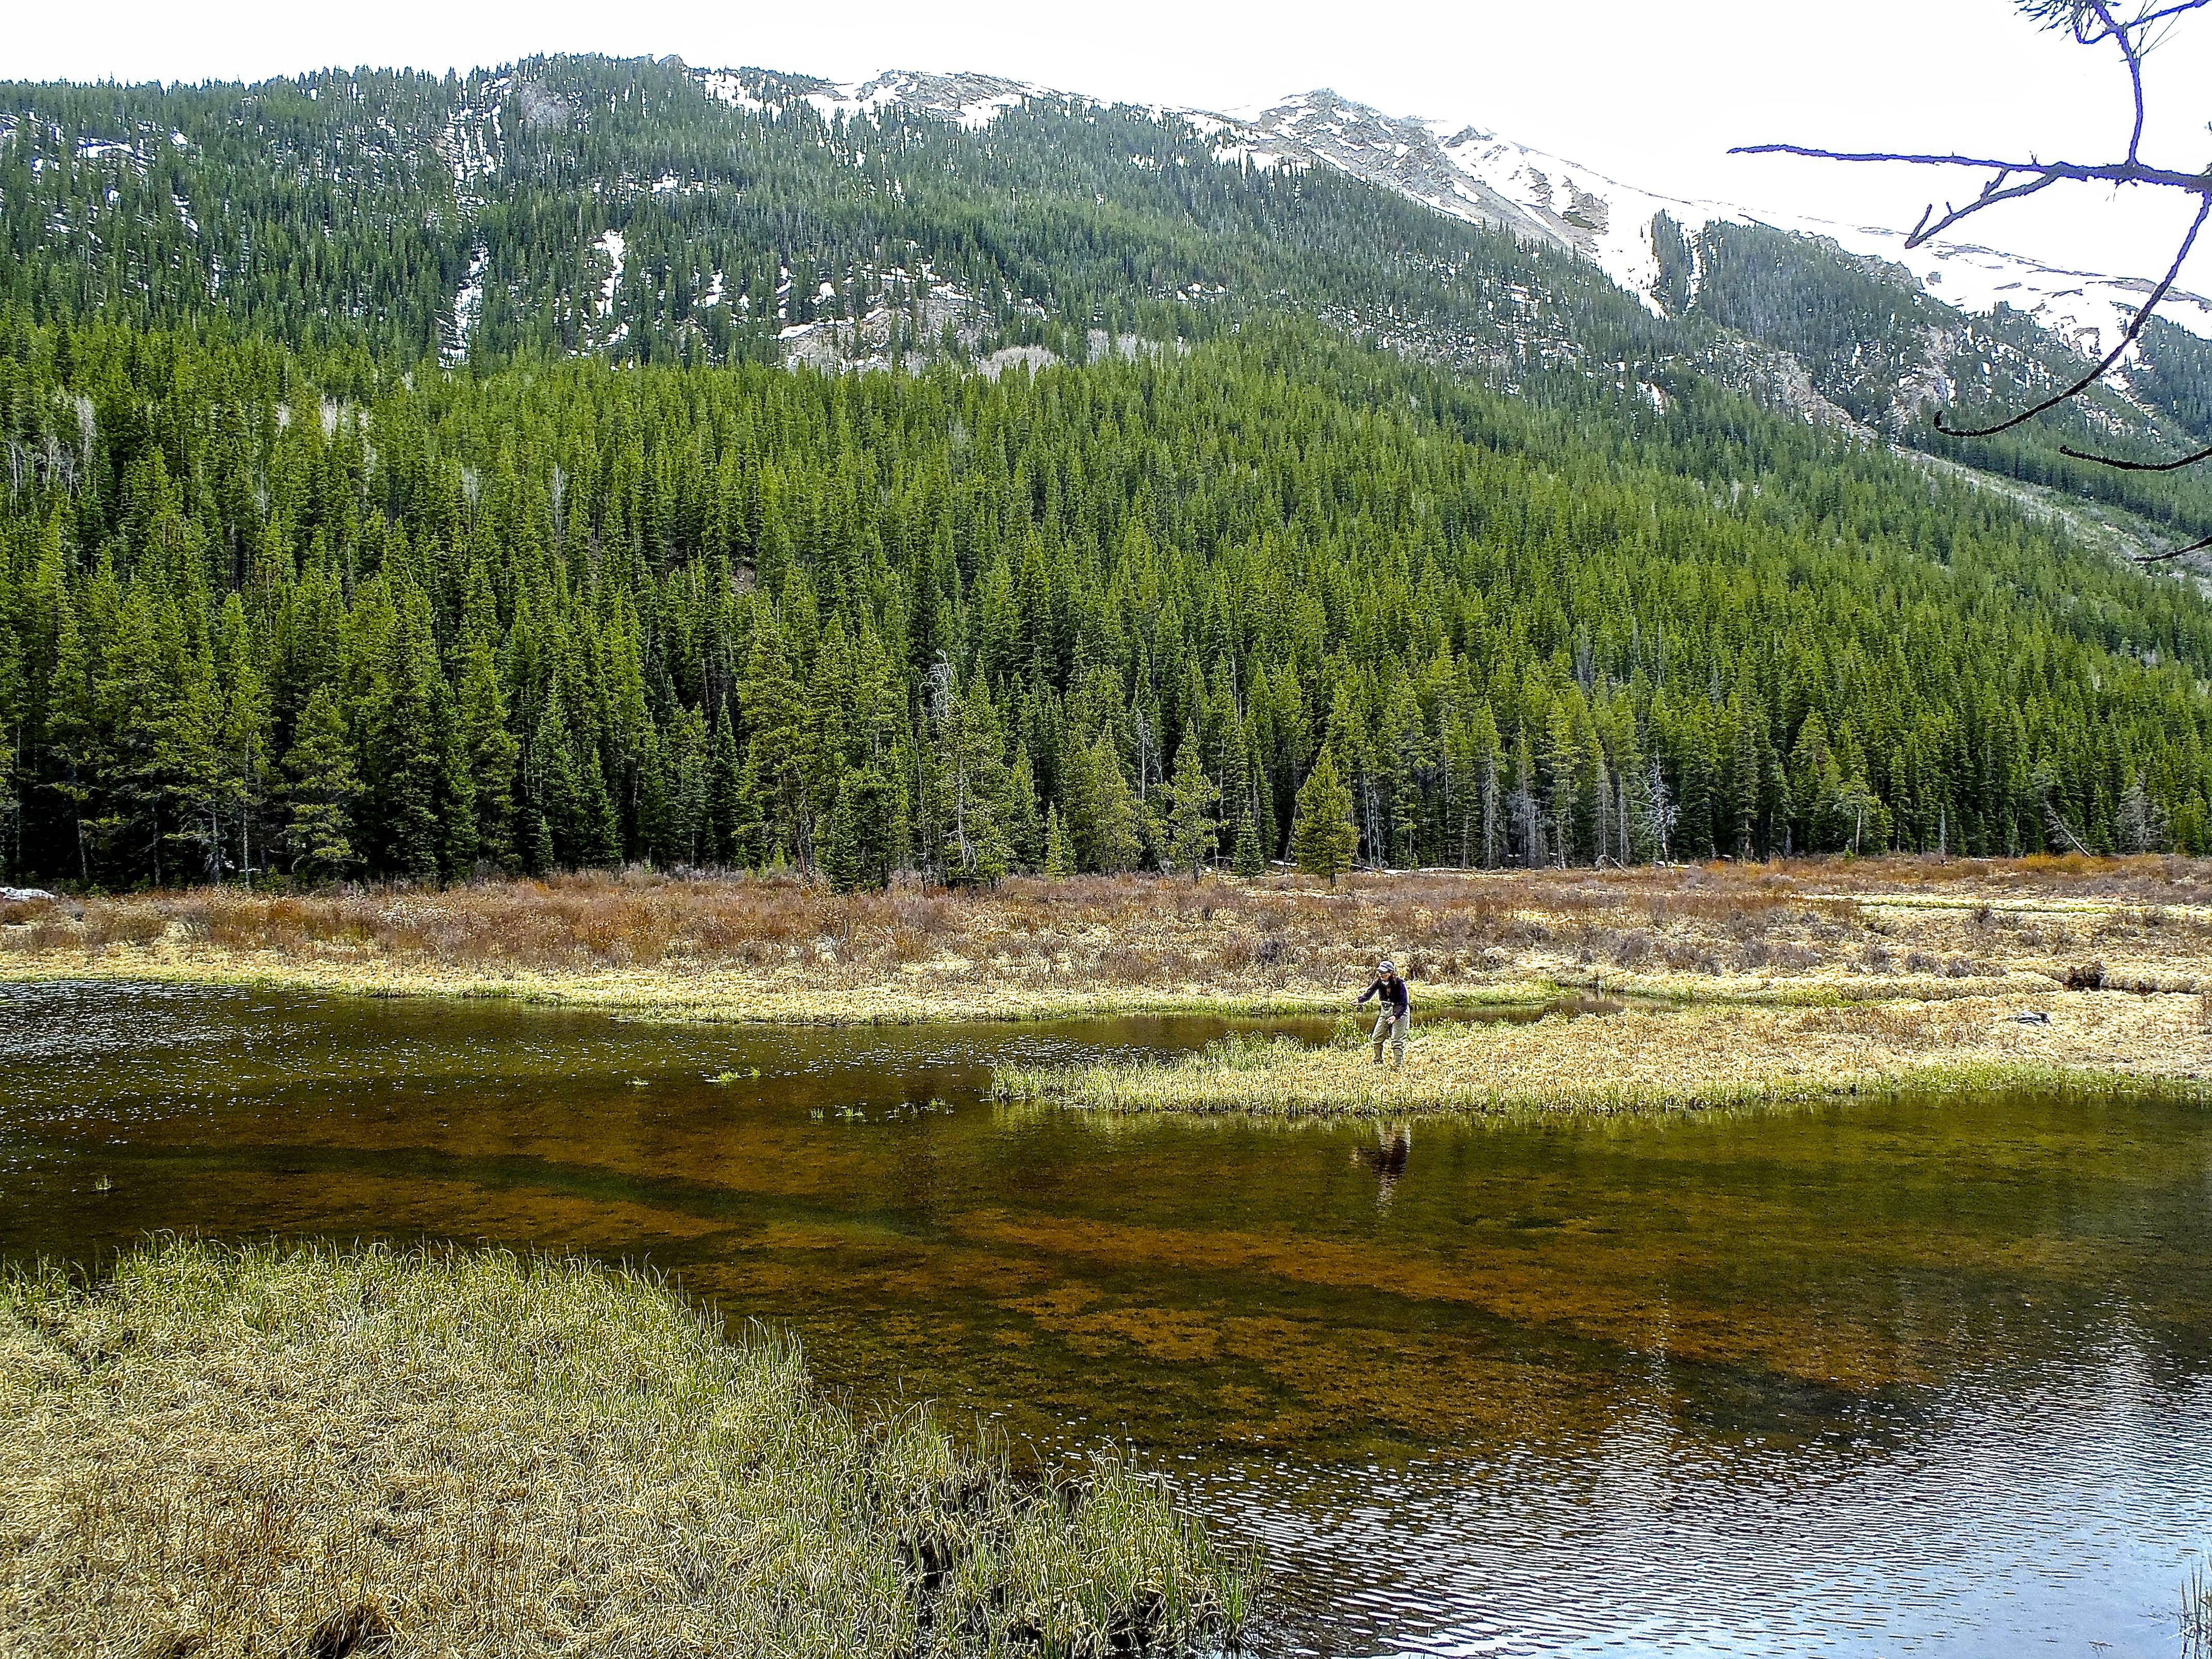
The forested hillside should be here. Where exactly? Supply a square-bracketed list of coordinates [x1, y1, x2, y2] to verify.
[0, 59, 1659, 381]
[6, 57, 2212, 888]
[4, 306, 2211, 892]
[10, 56, 2212, 542]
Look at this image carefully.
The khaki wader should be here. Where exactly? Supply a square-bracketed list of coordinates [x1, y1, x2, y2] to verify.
[1371, 1008, 1408, 1066]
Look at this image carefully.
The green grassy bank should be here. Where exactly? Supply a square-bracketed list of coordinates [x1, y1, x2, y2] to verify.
[995, 996, 2212, 1120]
[0, 1242, 1258, 1657]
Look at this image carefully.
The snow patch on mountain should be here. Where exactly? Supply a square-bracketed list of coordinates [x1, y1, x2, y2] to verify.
[594, 229, 625, 320]
[1193, 88, 2212, 353]
[446, 242, 489, 364]
[677, 62, 2212, 360]
[697, 67, 1044, 131]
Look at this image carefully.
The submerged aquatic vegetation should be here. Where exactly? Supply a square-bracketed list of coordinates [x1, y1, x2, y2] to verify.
[998, 994, 2212, 1119]
[0, 1241, 1258, 1658]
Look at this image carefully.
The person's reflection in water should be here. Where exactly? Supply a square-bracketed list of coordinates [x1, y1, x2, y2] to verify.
[1352, 1123, 1412, 1207]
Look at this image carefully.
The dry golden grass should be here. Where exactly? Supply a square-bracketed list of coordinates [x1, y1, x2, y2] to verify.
[7, 857, 2212, 1025]
[0, 1241, 1256, 1658]
[998, 993, 2212, 1118]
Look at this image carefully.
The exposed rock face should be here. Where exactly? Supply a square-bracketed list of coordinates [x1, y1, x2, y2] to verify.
[840, 71, 1040, 129]
[511, 78, 570, 134]
[1202, 90, 1586, 257]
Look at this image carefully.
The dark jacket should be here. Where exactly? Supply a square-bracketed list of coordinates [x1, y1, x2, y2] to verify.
[1358, 974, 1410, 1017]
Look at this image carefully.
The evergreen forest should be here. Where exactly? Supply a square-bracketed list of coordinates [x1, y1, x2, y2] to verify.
[5, 59, 2212, 888]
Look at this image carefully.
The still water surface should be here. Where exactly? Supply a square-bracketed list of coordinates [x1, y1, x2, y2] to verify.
[3, 981, 2209, 1655]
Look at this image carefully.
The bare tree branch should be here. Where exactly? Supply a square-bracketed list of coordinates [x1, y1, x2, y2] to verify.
[2083, 1, 2151, 160]
[2059, 439, 2212, 469]
[1739, 0, 2212, 499]
[2132, 0, 2212, 35]
[1727, 147, 2212, 203]
[1934, 194, 2211, 436]
[2134, 529, 2212, 561]
[1910, 169, 2072, 246]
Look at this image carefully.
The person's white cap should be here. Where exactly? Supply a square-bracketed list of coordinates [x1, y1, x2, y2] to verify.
[1378, 958, 1394, 972]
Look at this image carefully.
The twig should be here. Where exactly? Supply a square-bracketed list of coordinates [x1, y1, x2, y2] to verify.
[1727, 146, 2212, 198]
[2058, 439, 2212, 470]
[2085, 1, 2149, 162]
[2133, 528, 2212, 562]
[1934, 194, 2211, 437]
[1736, 1, 2212, 474]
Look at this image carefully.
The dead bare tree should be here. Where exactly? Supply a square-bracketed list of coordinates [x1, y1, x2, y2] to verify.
[1734, 0, 2212, 560]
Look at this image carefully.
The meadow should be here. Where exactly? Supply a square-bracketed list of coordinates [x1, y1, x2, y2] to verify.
[7, 855, 2212, 1022]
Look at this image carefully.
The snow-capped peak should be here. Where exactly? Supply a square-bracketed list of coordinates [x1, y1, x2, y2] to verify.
[1192, 88, 2212, 351]
[686, 66, 2212, 354]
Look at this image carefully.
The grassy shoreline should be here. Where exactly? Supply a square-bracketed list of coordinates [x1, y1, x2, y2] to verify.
[11, 858, 2212, 1023]
[0, 1241, 1257, 1658]
[13, 862, 2212, 1116]
[996, 994, 2212, 1119]
[0, 946, 1572, 1023]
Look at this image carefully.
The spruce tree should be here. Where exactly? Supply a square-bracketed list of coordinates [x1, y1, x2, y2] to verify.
[371, 606, 449, 882]
[456, 632, 518, 872]
[1231, 799, 1265, 877]
[1292, 746, 1359, 886]
[1005, 744, 1046, 872]
[707, 704, 743, 867]
[1163, 734, 1219, 879]
[435, 677, 480, 881]
[529, 693, 585, 871]
[822, 767, 895, 891]
[637, 724, 674, 867]
[1086, 735, 1144, 874]
[280, 686, 361, 881]
[1044, 804, 1077, 877]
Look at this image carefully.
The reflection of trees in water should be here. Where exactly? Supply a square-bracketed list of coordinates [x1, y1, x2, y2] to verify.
[1352, 1123, 1411, 1207]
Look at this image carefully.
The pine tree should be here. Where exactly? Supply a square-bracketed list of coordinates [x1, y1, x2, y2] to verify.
[707, 703, 744, 867]
[456, 631, 517, 872]
[280, 686, 361, 881]
[1163, 733, 1219, 879]
[1292, 746, 1359, 886]
[1044, 804, 1076, 877]
[1231, 798, 1265, 878]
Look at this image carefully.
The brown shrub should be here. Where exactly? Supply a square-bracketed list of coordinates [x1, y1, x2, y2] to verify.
[84, 906, 167, 948]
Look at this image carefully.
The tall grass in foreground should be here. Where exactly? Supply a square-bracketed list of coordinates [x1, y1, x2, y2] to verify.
[0, 1241, 1258, 1657]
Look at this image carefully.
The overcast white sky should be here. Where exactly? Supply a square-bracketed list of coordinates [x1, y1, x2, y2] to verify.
[11, 0, 2212, 286]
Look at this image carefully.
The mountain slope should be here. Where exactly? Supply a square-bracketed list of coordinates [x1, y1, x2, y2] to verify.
[1198, 87, 2212, 353]
[7, 57, 2212, 889]
[7, 52, 2210, 528]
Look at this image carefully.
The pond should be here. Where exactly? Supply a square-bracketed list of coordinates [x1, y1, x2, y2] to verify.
[2, 980, 2209, 1656]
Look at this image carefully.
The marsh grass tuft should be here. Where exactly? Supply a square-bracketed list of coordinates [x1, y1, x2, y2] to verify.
[0, 1241, 1258, 1657]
